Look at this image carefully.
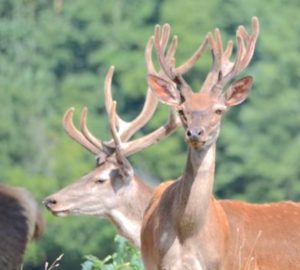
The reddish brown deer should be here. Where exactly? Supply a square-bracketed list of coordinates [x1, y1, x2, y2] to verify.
[0, 184, 44, 270]
[143, 17, 300, 270]
[44, 24, 207, 248]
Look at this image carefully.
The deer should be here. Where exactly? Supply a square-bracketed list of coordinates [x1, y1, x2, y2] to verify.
[143, 17, 300, 270]
[0, 184, 44, 270]
[43, 24, 207, 249]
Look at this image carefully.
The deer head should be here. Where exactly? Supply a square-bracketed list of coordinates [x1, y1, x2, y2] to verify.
[148, 17, 259, 150]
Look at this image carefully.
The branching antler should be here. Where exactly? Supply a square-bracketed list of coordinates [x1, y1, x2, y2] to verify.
[151, 18, 259, 96]
[106, 99, 180, 158]
[202, 17, 259, 92]
[153, 23, 209, 95]
[63, 91, 179, 162]
[223, 17, 259, 82]
[63, 24, 180, 162]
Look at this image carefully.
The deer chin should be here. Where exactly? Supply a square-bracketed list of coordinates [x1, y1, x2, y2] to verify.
[52, 210, 70, 217]
[50, 207, 80, 217]
[49, 206, 80, 217]
[52, 206, 107, 218]
[186, 139, 206, 149]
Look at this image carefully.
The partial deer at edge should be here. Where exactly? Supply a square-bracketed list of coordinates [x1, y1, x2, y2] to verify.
[0, 184, 44, 270]
[144, 17, 300, 270]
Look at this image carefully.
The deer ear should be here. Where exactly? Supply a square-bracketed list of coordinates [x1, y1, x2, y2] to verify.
[225, 76, 253, 107]
[116, 155, 134, 183]
[148, 74, 180, 107]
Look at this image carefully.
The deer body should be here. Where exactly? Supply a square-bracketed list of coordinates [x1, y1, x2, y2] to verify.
[222, 200, 300, 269]
[143, 185, 300, 270]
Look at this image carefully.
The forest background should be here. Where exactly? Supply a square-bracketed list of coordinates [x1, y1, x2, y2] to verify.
[1, 0, 300, 269]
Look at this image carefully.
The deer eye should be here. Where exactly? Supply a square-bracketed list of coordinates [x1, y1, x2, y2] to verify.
[95, 179, 106, 184]
[213, 105, 226, 115]
[215, 109, 223, 115]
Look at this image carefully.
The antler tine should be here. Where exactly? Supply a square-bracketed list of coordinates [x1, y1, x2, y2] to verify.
[154, 24, 176, 80]
[212, 28, 223, 72]
[221, 16, 259, 84]
[224, 40, 234, 59]
[104, 65, 145, 142]
[103, 66, 135, 143]
[108, 101, 124, 163]
[238, 26, 251, 43]
[120, 108, 181, 157]
[80, 107, 104, 150]
[200, 31, 224, 92]
[104, 65, 118, 124]
[63, 107, 100, 155]
[160, 24, 179, 73]
[165, 36, 178, 67]
[104, 66, 123, 145]
[145, 36, 156, 74]
[161, 24, 171, 52]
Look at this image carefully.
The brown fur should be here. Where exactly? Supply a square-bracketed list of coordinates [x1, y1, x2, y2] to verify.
[221, 200, 300, 269]
[142, 179, 300, 270]
[0, 184, 44, 270]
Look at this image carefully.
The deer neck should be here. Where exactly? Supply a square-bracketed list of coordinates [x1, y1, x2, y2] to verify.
[109, 175, 153, 248]
[176, 142, 216, 238]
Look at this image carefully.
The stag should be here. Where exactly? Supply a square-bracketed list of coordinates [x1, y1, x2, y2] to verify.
[0, 184, 44, 270]
[143, 17, 300, 270]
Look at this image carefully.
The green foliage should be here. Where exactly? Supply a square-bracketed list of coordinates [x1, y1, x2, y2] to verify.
[0, 0, 300, 269]
[81, 236, 143, 270]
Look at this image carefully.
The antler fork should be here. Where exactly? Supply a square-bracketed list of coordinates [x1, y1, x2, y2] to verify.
[202, 17, 260, 93]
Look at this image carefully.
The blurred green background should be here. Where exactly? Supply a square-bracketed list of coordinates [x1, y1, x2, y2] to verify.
[0, 0, 300, 269]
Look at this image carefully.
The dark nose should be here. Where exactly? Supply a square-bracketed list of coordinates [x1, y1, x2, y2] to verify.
[186, 128, 204, 140]
[43, 197, 57, 210]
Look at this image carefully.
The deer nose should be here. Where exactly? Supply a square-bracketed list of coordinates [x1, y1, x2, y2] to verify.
[43, 197, 57, 210]
[186, 128, 204, 140]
